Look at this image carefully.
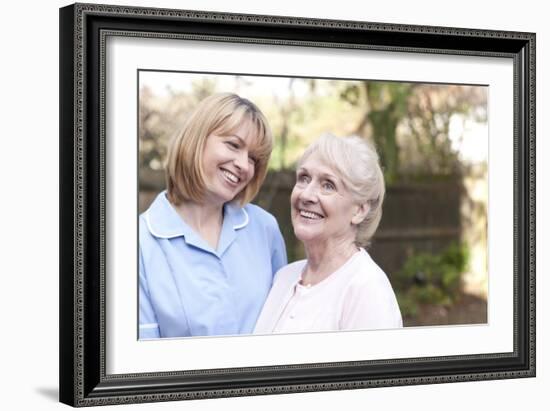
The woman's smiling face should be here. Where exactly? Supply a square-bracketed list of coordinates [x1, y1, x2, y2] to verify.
[290, 152, 363, 246]
[201, 121, 258, 206]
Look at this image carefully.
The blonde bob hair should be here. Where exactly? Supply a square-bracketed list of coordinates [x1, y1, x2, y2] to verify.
[297, 133, 385, 247]
[166, 93, 273, 206]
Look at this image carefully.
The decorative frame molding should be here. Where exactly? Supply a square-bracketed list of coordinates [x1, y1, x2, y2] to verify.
[59, 2, 535, 407]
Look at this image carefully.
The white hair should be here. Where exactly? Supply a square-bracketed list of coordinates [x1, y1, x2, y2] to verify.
[297, 133, 385, 247]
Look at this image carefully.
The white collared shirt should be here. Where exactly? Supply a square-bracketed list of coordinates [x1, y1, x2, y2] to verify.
[254, 249, 402, 334]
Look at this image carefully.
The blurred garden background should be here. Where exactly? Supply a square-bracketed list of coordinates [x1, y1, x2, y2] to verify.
[138, 71, 488, 327]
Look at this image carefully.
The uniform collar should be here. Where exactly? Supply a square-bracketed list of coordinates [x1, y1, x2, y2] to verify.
[145, 191, 249, 255]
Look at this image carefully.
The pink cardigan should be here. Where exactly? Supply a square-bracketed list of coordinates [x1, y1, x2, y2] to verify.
[254, 249, 403, 334]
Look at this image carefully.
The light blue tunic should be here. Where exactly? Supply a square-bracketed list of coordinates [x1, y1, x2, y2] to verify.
[139, 191, 287, 339]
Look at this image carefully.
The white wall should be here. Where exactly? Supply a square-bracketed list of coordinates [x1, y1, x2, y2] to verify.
[1, 0, 546, 410]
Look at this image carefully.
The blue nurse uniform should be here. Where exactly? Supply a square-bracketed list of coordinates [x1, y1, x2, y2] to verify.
[138, 191, 287, 339]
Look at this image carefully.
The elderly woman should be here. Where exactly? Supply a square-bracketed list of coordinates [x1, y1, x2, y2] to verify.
[139, 93, 287, 339]
[254, 133, 401, 334]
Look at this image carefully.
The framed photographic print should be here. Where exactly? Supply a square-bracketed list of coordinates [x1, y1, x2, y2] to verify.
[59, 2, 535, 407]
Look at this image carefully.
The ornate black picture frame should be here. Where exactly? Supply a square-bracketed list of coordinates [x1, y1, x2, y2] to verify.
[59, 2, 535, 407]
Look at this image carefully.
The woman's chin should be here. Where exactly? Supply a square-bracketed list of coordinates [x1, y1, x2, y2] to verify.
[294, 226, 322, 244]
[207, 182, 241, 204]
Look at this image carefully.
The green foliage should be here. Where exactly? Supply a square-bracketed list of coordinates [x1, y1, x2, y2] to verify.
[394, 243, 469, 318]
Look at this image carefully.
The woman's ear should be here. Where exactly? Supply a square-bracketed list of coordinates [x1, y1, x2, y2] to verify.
[351, 203, 369, 225]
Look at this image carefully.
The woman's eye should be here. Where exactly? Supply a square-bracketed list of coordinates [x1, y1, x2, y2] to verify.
[295, 174, 311, 188]
[248, 156, 258, 165]
[226, 141, 239, 149]
[322, 181, 336, 191]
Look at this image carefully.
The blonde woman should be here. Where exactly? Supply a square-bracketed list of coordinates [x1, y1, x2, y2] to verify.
[139, 93, 287, 338]
[254, 134, 401, 334]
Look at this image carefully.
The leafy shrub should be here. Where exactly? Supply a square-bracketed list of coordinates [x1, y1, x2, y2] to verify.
[394, 243, 469, 318]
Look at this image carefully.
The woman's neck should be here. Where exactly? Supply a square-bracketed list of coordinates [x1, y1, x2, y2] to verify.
[301, 238, 358, 286]
[173, 199, 224, 249]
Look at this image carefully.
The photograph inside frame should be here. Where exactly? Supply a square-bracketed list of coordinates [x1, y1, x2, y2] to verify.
[138, 70, 488, 340]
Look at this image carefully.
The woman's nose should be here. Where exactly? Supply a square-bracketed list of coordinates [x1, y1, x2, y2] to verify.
[299, 182, 319, 202]
[233, 150, 250, 173]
